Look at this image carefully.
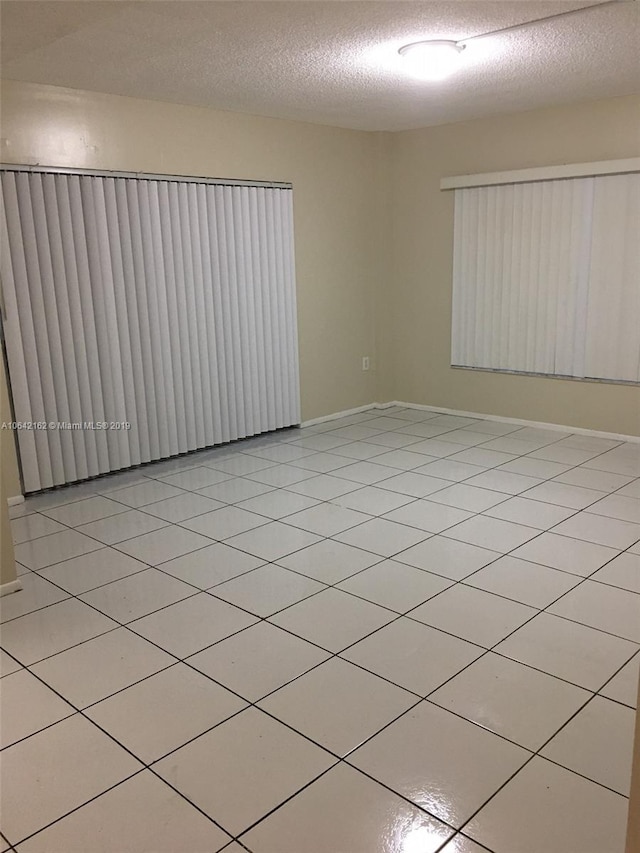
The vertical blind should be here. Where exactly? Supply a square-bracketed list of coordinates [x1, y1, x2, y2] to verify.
[451, 172, 640, 383]
[0, 169, 300, 493]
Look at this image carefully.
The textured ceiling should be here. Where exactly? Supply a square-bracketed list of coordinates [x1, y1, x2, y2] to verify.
[1, 1, 639, 131]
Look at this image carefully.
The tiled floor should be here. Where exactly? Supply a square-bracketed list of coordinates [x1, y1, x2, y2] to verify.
[1, 405, 639, 853]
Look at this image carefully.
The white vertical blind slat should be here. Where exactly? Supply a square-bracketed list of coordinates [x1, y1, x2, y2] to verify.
[0, 172, 300, 492]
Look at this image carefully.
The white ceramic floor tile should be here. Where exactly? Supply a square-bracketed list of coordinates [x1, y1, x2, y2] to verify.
[465, 757, 628, 853]
[589, 493, 640, 524]
[86, 663, 246, 762]
[0, 669, 75, 748]
[483, 497, 575, 530]
[383, 500, 472, 535]
[551, 512, 640, 550]
[320, 425, 383, 441]
[158, 542, 264, 589]
[463, 470, 543, 496]
[464, 555, 581, 608]
[336, 518, 430, 557]
[591, 551, 640, 593]
[42, 496, 128, 527]
[618, 478, 640, 499]
[337, 560, 453, 613]
[11, 513, 65, 544]
[413, 459, 487, 482]
[0, 598, 117, 665]
[246, 464, 317, 487]
[437, 835, 489, 853]
[495, 612, 639, 690]
[585, 448, 640, 476]
[37, 548, 148, 595]
[518, 480, 605, 510]
[410, 584, 536, 648]
[367, 449, 435, 470]
[247, 443, 316, 462]
[157, 467, 233, 490]
[331, 485, 414, 516]
[286, 474, 361, 500]
[479, 436, 552, 455]
[292, 433, 353, 452]
[197, 479, 274, 504]
[234, 490, 320, 520]
[153, 708, 335, 837]
[363, 416, 411, 431]
[79, 568, 195, 623]
[30, 627, 173, 708]
[438, 429, 489, 447]
[285, 502, 371, 536]
[348, 701, 529, 829]
[396, 535, 501, 581]
[427, 484, 507, 513]
[206, 454, 278, 475]
[287, 451, 353, 473]
[331, 460, 399, 486]
[187, 621, 329, 702]
[212, 564, 325, 617]
[541, 696, 635, 795]
[259, 657, 416, 756]
[225, 521, 322, 562]
[332, 441, 389, 460]
[116, 525, 213, 565]
[0, 649, 21, 677]
[0, 714, 141, 844]
[270, 588, 395, 653]
[180, 506, 269, 540]
[529, 445, 602, 465]
[342, 617, 483, 696]
[368, 432, 431, 449]
[459, 421, 520, 436]
[554, 467, 634, 493]
[449, 448, 516, 468]
[0, 572, 69, 623]
[14, 529, 102, 570]
[395, 421, 454, 439]
[16, 771, 232, 853]
[377, 472, 451, 498]
[430, 652, 589, 750]
[548, 580, 640, 642]
[511, 531, 619, 576]
[600, 653, 640, 708]
[130, 592, 257, 658]
[444, 515, 539, 553]
[498, 456, 572, 479]
[76, 509, 169, 544]
[140, 492, 225, 522]
[242, 762, 452, 853]
[108, 480, 188, 508]
[277, 539, 381, 584]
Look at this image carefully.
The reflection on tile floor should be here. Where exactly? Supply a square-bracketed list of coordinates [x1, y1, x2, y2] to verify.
[1, 406, 638, 852]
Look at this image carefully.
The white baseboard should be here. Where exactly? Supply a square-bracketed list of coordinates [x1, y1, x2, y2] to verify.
[7, 495, 25, 506]
[301, 403, 379, 427]
[389, 401, 640, 443]
[0, 578, 23, 597]
[302, 400, 639, 442]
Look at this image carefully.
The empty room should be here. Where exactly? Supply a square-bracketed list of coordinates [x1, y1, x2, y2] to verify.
[1, 1, 639, 852]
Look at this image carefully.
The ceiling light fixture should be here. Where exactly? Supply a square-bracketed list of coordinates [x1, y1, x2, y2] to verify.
[398, 40, 465, 81]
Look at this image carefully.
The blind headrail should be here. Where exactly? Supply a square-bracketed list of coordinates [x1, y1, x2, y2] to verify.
[440, 158, 640, 190]
[0, 163, 291, 190]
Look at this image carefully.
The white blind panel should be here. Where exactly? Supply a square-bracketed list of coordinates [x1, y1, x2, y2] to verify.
[451, 173, 639, 384]
[1, 171, 300, 492]
[584, 174, 640, 382]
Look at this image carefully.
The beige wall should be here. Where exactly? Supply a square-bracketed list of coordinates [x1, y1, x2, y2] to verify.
[0, 84, 638, 501]
[0, 79, 384, 427]
[387, 94, 640, 435]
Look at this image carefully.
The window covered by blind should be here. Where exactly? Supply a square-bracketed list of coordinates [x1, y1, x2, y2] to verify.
[451, 172, 640, 384]
[0, 169, 300, 493]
